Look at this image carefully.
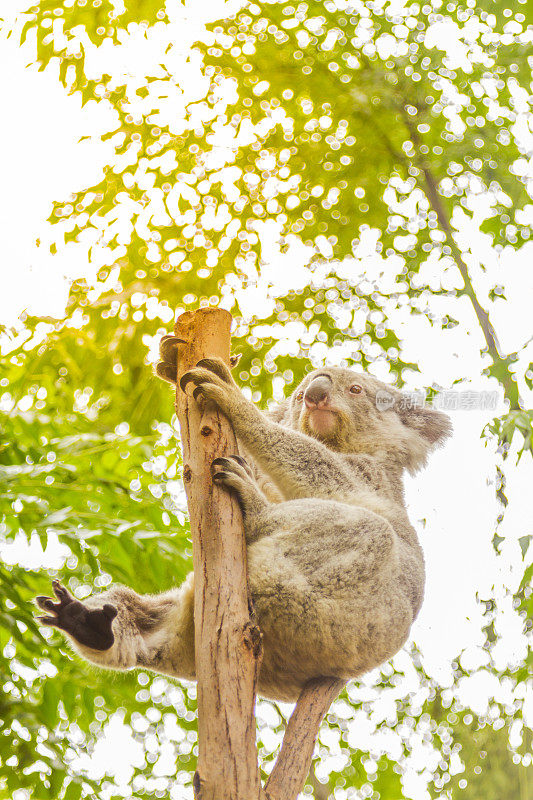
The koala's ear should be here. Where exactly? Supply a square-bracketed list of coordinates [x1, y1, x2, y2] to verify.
[398, 402, 451, 444]
[394, 401, 452, 473]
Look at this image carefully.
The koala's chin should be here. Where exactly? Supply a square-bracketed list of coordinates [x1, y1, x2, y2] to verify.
[300, 407, 348, 450]
[307, 409, 337, 437]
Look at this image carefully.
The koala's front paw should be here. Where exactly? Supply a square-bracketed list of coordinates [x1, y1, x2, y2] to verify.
[212, 454, 255, 485]
[36, 581, 117, 651]
[180, 357, 243, 414]
[155, 337, 241, 386]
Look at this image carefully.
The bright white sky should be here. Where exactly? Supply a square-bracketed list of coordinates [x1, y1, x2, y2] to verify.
[1, 3, 532, 799]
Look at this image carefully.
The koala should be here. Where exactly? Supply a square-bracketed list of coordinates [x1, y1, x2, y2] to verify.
[36, 336, 450, 702]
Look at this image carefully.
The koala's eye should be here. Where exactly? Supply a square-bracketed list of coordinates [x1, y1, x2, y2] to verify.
[296, 391, 304, 402]
[349, 384, 363, 394]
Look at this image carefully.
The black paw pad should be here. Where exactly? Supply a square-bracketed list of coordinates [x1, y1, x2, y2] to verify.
[103, 604, 118, 621]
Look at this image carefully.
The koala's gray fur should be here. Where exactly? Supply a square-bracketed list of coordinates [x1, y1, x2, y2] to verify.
[37, 347, 450, 703]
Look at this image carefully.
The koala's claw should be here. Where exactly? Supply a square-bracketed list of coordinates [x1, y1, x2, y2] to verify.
[161, 335, 186, 346]
[212, 471, 230, 483]
[213, 454, 254, 479]
[229, 454, 254, 477]
[35, 582, 117, 651]
[211, 457, 234, 483]
[155, 362, 176, 384]
[180, 358, 233, 393]
[36, 596, 57, 613]
[179, 370, 198, 392]
[195, 358, 232, 383]
[155, 336, 187, 385]
[36, 579, 74, 614]
[192, 386, 204, 402]
[211, 456, 256, 489]
[52, 579, 70, 601]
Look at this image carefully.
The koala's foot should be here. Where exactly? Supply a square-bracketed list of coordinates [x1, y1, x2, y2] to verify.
[36, 581, 117, 651]
[212, 455, 268, 520]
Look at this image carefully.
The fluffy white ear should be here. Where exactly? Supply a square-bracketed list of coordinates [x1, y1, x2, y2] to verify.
[398, 403, 452, 445]
[395, 401, 452, 472]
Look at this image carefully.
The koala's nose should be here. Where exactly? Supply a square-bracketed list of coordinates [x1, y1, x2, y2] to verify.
[304, 376, 332, 408]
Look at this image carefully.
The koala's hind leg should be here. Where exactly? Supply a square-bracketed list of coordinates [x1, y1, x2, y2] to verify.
[36, 577, 195, 681]
[212, 455, 271, 542]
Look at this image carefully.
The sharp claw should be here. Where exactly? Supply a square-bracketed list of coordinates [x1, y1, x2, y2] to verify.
[36, 596, 56, 612]
[196, 358, 214, 368]
[155, 362, 177, 383]
[212, 471, 228, 482]
[195, 358, 232, 382]
[38, 615, 60, 627]
[161, 335, 187, 345]
[212, 457, 229, 468]
[180, 372, 195, 392]
[52, 581, 71, 603]
[192, 386, 204, 401]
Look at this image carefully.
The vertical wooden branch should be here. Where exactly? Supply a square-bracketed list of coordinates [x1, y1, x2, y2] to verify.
[172, 307, 343, 800]
[173, 308, 263, 800]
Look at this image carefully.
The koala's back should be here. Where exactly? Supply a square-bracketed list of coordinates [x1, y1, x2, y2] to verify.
[245, 498, 415, 702]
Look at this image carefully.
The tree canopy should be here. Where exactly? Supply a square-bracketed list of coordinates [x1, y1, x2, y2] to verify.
[1, 0, 532, 797]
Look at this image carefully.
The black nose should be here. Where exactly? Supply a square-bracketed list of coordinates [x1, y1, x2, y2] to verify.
[304, 376, 331, 408]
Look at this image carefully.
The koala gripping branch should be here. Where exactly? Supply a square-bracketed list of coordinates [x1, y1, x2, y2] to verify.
[173, 308, 263, 800]
[173, 308, 344, 800]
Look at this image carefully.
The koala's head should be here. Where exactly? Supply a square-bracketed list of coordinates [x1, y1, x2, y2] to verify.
[270, 367, 451, 473]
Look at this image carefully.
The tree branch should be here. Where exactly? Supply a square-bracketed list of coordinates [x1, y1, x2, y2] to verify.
[398, 108, 521, 409]
[173, 308, 263, 800]
[265, 678, 345, 800]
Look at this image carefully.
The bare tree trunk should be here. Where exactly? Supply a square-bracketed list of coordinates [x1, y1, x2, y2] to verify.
[173, 308, 263, 800]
